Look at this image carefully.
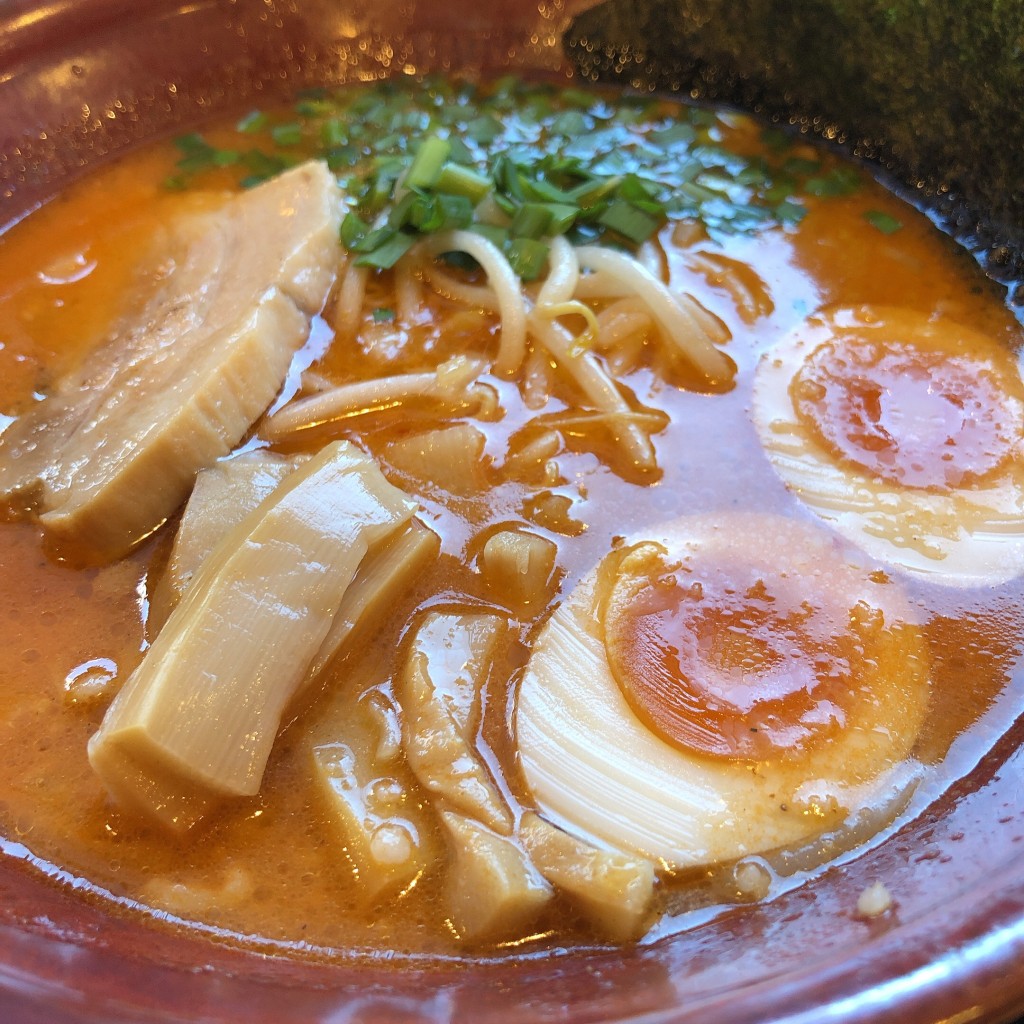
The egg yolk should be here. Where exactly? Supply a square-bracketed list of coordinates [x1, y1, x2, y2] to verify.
[789, 336, 1023, 491]
[603, 545, 864, 762]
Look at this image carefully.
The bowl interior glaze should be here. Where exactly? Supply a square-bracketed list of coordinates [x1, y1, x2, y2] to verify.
[2, 2, 1024, 1022]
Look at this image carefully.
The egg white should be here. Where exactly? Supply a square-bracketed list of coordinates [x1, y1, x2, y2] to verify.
[751, 306, 1024, 587]
[515, 512, 929, 869]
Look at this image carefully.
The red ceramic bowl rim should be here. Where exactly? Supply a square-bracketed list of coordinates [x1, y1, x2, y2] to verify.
[1, 2, 1023, 1022]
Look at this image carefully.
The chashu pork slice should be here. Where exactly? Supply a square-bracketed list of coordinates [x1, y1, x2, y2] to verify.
[0, 160, 343, 561]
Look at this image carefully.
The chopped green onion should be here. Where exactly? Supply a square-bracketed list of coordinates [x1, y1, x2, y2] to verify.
[176, 154, 216, 174]
[354, 232, 415, 269]
[469, 223, 510, 249]
[569, 175, 621, 208]
[326, 145, 359, 171]
[174, 133, 211, 156]
[680, 180, 726, 204]
[775, 200, 807, 224]
[560, 88, 595, 108]
[340, 212, 372, 248]
[804, 167, 861, 197]
[782, 156, 821, 176]
[236, 110, 268, 134]
[164, 76, 863, 252]
[492, 155, 526, 203]
[863, 210, 903, 234]
[618, 174, 660, 207]
[465, 114, 503, 144]
[736, 163, 772, 188]
[506, 238, 550, 280]
[372, 307, 396, 322]
[239, 149, 290, 187]
[649, 123, 696, 148]
[360, 159, 405, 215]
[598, 200, 661, 244]
[543, 203, 580, 235]
[387, 191, 421, 230]
[431, 194, 474, 231]
[352, 224, 400, 254]
[320, 119, 348, 148]
[550, 110, 590, 136]
[446, 135, 476, 166]
[522, 177, 577, 205]
[435, 163, 492, 204]
[404, 136, 451, 190]
[271, 123, 303, 147]
[510, 202, 555, 241]
[171, 134, 234, 175]
[412, 193, 473, 232]
[295, 97, 337, 118]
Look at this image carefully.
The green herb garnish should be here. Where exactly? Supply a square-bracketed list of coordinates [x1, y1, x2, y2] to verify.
[164, 76, 868, 271]
[863, 209, 903, 234]
[236, 111, 268, 134]
[270, 122, 304, 148]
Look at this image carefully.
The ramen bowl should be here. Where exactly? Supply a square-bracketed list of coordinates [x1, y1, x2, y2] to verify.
[1, 1, 1023, 1022]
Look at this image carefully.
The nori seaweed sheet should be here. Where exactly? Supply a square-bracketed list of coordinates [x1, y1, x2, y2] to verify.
[566, 0, 1024, 308]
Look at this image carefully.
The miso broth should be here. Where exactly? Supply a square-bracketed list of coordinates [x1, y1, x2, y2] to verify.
[0, 76, 1022, 959]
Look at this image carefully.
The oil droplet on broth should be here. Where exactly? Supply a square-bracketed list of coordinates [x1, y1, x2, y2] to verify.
[64, 658, 118, 705]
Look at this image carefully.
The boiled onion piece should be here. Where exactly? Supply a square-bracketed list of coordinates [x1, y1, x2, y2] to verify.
[752, 306, 1024, 586]
[516, 512, 930, 868]
[384, 424, 491, 497]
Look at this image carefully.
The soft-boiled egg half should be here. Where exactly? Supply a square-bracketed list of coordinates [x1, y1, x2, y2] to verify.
[752, 306, 1024, 587]
[516, 513, 929, 869]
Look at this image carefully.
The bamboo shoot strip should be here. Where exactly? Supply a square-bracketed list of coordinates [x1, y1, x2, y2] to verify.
[518, 812, 656, 942]
[307, 520, 440, 679]
[149, 454, 437, 671]
[148, 450, 307, 634]
[399, 612, 512, 834]
[312, 686, 442, 904]
[440, 810, 552, 943]
[88, 441, 417, 831]
[399, 611, 555, 943]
